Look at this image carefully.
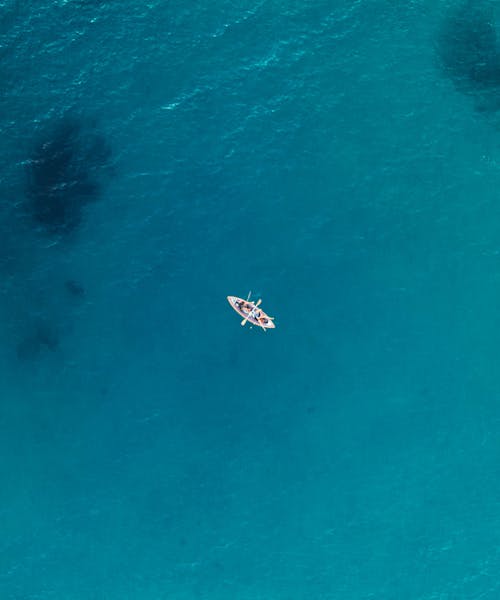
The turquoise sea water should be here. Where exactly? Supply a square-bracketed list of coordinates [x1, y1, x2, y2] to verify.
[1, 0, 500, 598]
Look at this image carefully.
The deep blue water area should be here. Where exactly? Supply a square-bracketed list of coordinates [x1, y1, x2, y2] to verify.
[1, 0, 500, 598]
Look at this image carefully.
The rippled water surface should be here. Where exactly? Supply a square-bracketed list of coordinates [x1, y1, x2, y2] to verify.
[1, 1, 499, 598]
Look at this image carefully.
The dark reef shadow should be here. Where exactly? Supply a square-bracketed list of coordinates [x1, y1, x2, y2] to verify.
[8, 113, 113, 364]
[25, 114, 112, 236]
[437, 1, 500, 113]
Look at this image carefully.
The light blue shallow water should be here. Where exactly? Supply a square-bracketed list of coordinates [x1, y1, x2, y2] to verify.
[1, 0, 500, 598]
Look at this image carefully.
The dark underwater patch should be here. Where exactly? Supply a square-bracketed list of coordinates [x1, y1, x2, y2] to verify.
[16, 320, 59, 361]
[25, 115, 112, 235]
[65, 279, 85, 298]
[438, 1, 500, 112]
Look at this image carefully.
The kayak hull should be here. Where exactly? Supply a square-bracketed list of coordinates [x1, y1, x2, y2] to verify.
[227, 296, 276, 329]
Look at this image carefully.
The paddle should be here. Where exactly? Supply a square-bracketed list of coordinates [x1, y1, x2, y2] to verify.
[241, 298, 262, 326]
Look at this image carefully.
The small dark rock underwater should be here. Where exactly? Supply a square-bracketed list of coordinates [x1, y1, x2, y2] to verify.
[16, 320, 59, 361]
